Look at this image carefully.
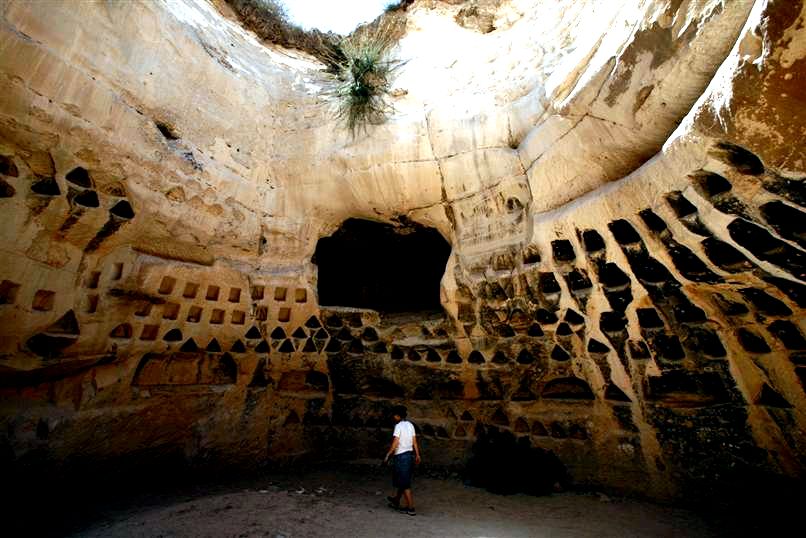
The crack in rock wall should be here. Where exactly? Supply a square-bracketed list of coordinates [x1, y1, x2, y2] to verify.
[0, 0, 804, 501]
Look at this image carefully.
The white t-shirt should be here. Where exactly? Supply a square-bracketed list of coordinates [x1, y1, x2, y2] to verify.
[393, 420, 416, 455]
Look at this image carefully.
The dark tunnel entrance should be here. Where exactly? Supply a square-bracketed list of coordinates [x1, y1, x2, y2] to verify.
[313, 218, 451, 314]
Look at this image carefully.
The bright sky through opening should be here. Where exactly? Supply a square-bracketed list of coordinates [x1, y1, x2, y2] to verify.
[280, 0, 392, 34]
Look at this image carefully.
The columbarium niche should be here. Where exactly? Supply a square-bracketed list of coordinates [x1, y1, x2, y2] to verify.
[313, 218, 451, 314]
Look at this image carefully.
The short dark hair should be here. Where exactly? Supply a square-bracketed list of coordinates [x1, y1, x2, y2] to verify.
[392, 405, 407, 418]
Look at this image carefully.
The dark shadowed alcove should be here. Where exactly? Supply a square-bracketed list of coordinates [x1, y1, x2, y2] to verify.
[313, 218, 451, 314]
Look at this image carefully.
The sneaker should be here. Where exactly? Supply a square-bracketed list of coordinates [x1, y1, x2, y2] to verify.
[386, 496, 399, 509]
[400, 507, 416, 516]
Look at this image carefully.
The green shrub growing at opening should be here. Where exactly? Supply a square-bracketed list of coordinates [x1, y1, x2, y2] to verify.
[331, 18, 404, 136]
[225, 0, 407, 136]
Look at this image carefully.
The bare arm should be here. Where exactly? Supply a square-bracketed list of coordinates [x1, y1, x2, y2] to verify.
[384, 436, 399, 462]
[413, 435, 421, 465]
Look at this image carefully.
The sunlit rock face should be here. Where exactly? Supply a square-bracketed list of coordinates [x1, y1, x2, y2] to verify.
[0, 0, 804, 500]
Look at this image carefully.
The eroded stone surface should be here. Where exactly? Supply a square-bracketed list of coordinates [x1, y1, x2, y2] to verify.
[0, 0, 804, 502]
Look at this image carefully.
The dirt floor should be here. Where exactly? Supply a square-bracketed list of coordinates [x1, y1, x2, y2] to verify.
[61, 465, 723, 538]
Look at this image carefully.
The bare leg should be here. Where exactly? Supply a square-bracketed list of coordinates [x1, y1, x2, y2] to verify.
[402, 488, 414, 509]
[388, 488, 403, 505]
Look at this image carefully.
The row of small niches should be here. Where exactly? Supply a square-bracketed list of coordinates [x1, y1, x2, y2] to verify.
[132, 301, 297, 323]
[153, 278, 309, 305]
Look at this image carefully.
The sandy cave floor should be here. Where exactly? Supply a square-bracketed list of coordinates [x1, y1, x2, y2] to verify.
[58, 465, 729, 538]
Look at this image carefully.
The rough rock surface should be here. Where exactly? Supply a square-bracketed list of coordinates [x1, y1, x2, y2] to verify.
[0, 0, 804, 503]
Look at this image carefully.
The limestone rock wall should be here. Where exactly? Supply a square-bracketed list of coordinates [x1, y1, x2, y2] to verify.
[0, 0, 804, 500]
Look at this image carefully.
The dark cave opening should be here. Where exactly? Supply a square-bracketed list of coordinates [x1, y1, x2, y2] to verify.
[313, 218, 451, 314]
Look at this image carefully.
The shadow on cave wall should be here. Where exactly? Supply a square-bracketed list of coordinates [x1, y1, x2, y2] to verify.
[464, 426, 569, 496]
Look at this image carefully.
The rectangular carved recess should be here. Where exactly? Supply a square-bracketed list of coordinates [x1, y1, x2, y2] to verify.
[251, 285, 265, 300]
[232, 310, 246, 325]
[278, 307, 291, 322]
[295, 288, 307, 303]
[274, 287, 287, 301]
[255, 306, 268, 321]
[187, 306, 202, 323]
[112, 263, 124, 280]
[86, 294, 98, 313]
[163, 302, 180, 320]
[228, 287, 241, 303]
[206, 285, 220, 301]
[0, 280, 20, 304]
[183, 282, 199, 298]
[32, 290, 55, 311]
[158, 276, 176, 295]
[85, 271, 101, 289]
[140, 324, 158, 340]
[210, 308, 225, 324]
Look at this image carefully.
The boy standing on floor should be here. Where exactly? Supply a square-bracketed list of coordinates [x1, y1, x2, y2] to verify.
[384, 406, 421, 516]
